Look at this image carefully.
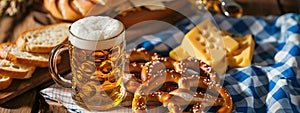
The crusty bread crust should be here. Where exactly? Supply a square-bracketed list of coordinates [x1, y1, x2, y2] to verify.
[0, 42, 50, 67]
[0, 76, 12, 90]
[0, 42, 19, 63]
[0, 67, 35, 79]
[90, 0, 107, 5]
[59, 0, 83, 21]
[14, 57, 49, 67]
[16, 23, 70, 53]
[72, 0, 95, 16]
[44, 0, 63, 19]
[0, 59, 36, 79]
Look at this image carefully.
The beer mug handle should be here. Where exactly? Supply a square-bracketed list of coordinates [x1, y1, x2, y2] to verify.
[49, 42, 72, 88]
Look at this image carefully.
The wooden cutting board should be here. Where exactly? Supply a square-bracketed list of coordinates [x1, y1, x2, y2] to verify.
[0, 11, 71, 104]
[0, 53, 70, 104]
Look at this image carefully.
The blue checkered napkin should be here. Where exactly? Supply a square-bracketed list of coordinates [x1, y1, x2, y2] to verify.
[41, 13, 300, 113]
[214, 13, 300, 112]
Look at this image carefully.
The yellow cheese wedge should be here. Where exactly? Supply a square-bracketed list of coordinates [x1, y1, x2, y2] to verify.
[223, 35, 239, 55]
[181, 19, 227, 74]
[182, 33, 212, 65]
[169, 19, 254, 73]
[169, 46, 190, 61]
[227, 34, 255, 67]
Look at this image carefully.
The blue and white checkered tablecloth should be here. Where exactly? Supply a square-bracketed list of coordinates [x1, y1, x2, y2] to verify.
[41, 13, 300, 113]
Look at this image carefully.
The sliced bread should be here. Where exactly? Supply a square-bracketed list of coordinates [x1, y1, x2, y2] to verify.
[16, 23, 70, 53]
[0, 59, 36, 79]
[0, 75, 12, 90]
[0, 42, 50, 67]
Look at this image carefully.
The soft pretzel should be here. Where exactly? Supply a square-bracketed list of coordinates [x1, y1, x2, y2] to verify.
[122, 49, 231, 111]
[142, 58, 219, 83]
[132, 72, 233, 113]
[121, 48, 160, 107]
[132, 70, 183, 113]
[169, 75, 233, 113]
[123, 48, 160, 93]
[179, 59, 220, 83]
[141, 57, 181, 82]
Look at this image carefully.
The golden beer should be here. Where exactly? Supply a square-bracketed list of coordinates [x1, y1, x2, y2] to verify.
[70, 42, 126, 110]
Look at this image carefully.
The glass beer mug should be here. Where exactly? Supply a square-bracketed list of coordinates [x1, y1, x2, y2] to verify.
[49, 16, 126, 111]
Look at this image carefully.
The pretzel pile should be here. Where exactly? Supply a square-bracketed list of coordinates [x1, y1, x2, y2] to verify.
[122, 48, 233, 113]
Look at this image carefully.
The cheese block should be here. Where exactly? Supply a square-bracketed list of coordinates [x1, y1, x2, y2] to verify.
[172, 34, 238, 60]
[181, 19, 227, 74]
[223, 35, 239, 55]
[227, 34, 255, 67]
[169, 46, 190, 61]
[182, 34, 212, 64]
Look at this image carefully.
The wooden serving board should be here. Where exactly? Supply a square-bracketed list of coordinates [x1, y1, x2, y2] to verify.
[0, 53, 70, 104]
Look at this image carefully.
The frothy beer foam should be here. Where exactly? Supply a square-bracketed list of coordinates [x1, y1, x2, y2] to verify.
[69, 16, 124, 50]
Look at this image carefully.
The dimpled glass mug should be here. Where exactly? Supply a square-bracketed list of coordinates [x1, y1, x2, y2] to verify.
[49, 16, 126, 111]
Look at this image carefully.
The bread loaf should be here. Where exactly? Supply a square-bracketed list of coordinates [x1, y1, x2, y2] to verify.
[16, 23, 70, 53]
[43, 0, 178, 22]
[0, 59, 36, 79]
[71, 0, 96, 16]
[90, 0, 107, 5]
[0, 42, 51, 67]
[0, 76, 12, 90]
[44, 0, 64, 20]
[43, 0, 96, 21]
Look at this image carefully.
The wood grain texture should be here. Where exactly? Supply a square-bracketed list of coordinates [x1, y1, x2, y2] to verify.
[235, 0, 281, 16]
[37, 92, 70, 113]
[0, 90, 36, 113]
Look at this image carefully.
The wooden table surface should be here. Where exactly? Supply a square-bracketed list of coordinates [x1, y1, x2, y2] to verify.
[0, 0, 299, 113]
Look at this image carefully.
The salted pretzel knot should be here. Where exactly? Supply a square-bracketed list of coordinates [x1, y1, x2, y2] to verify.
[132, 72, 232, 113]
[141, 58, 219, 83]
